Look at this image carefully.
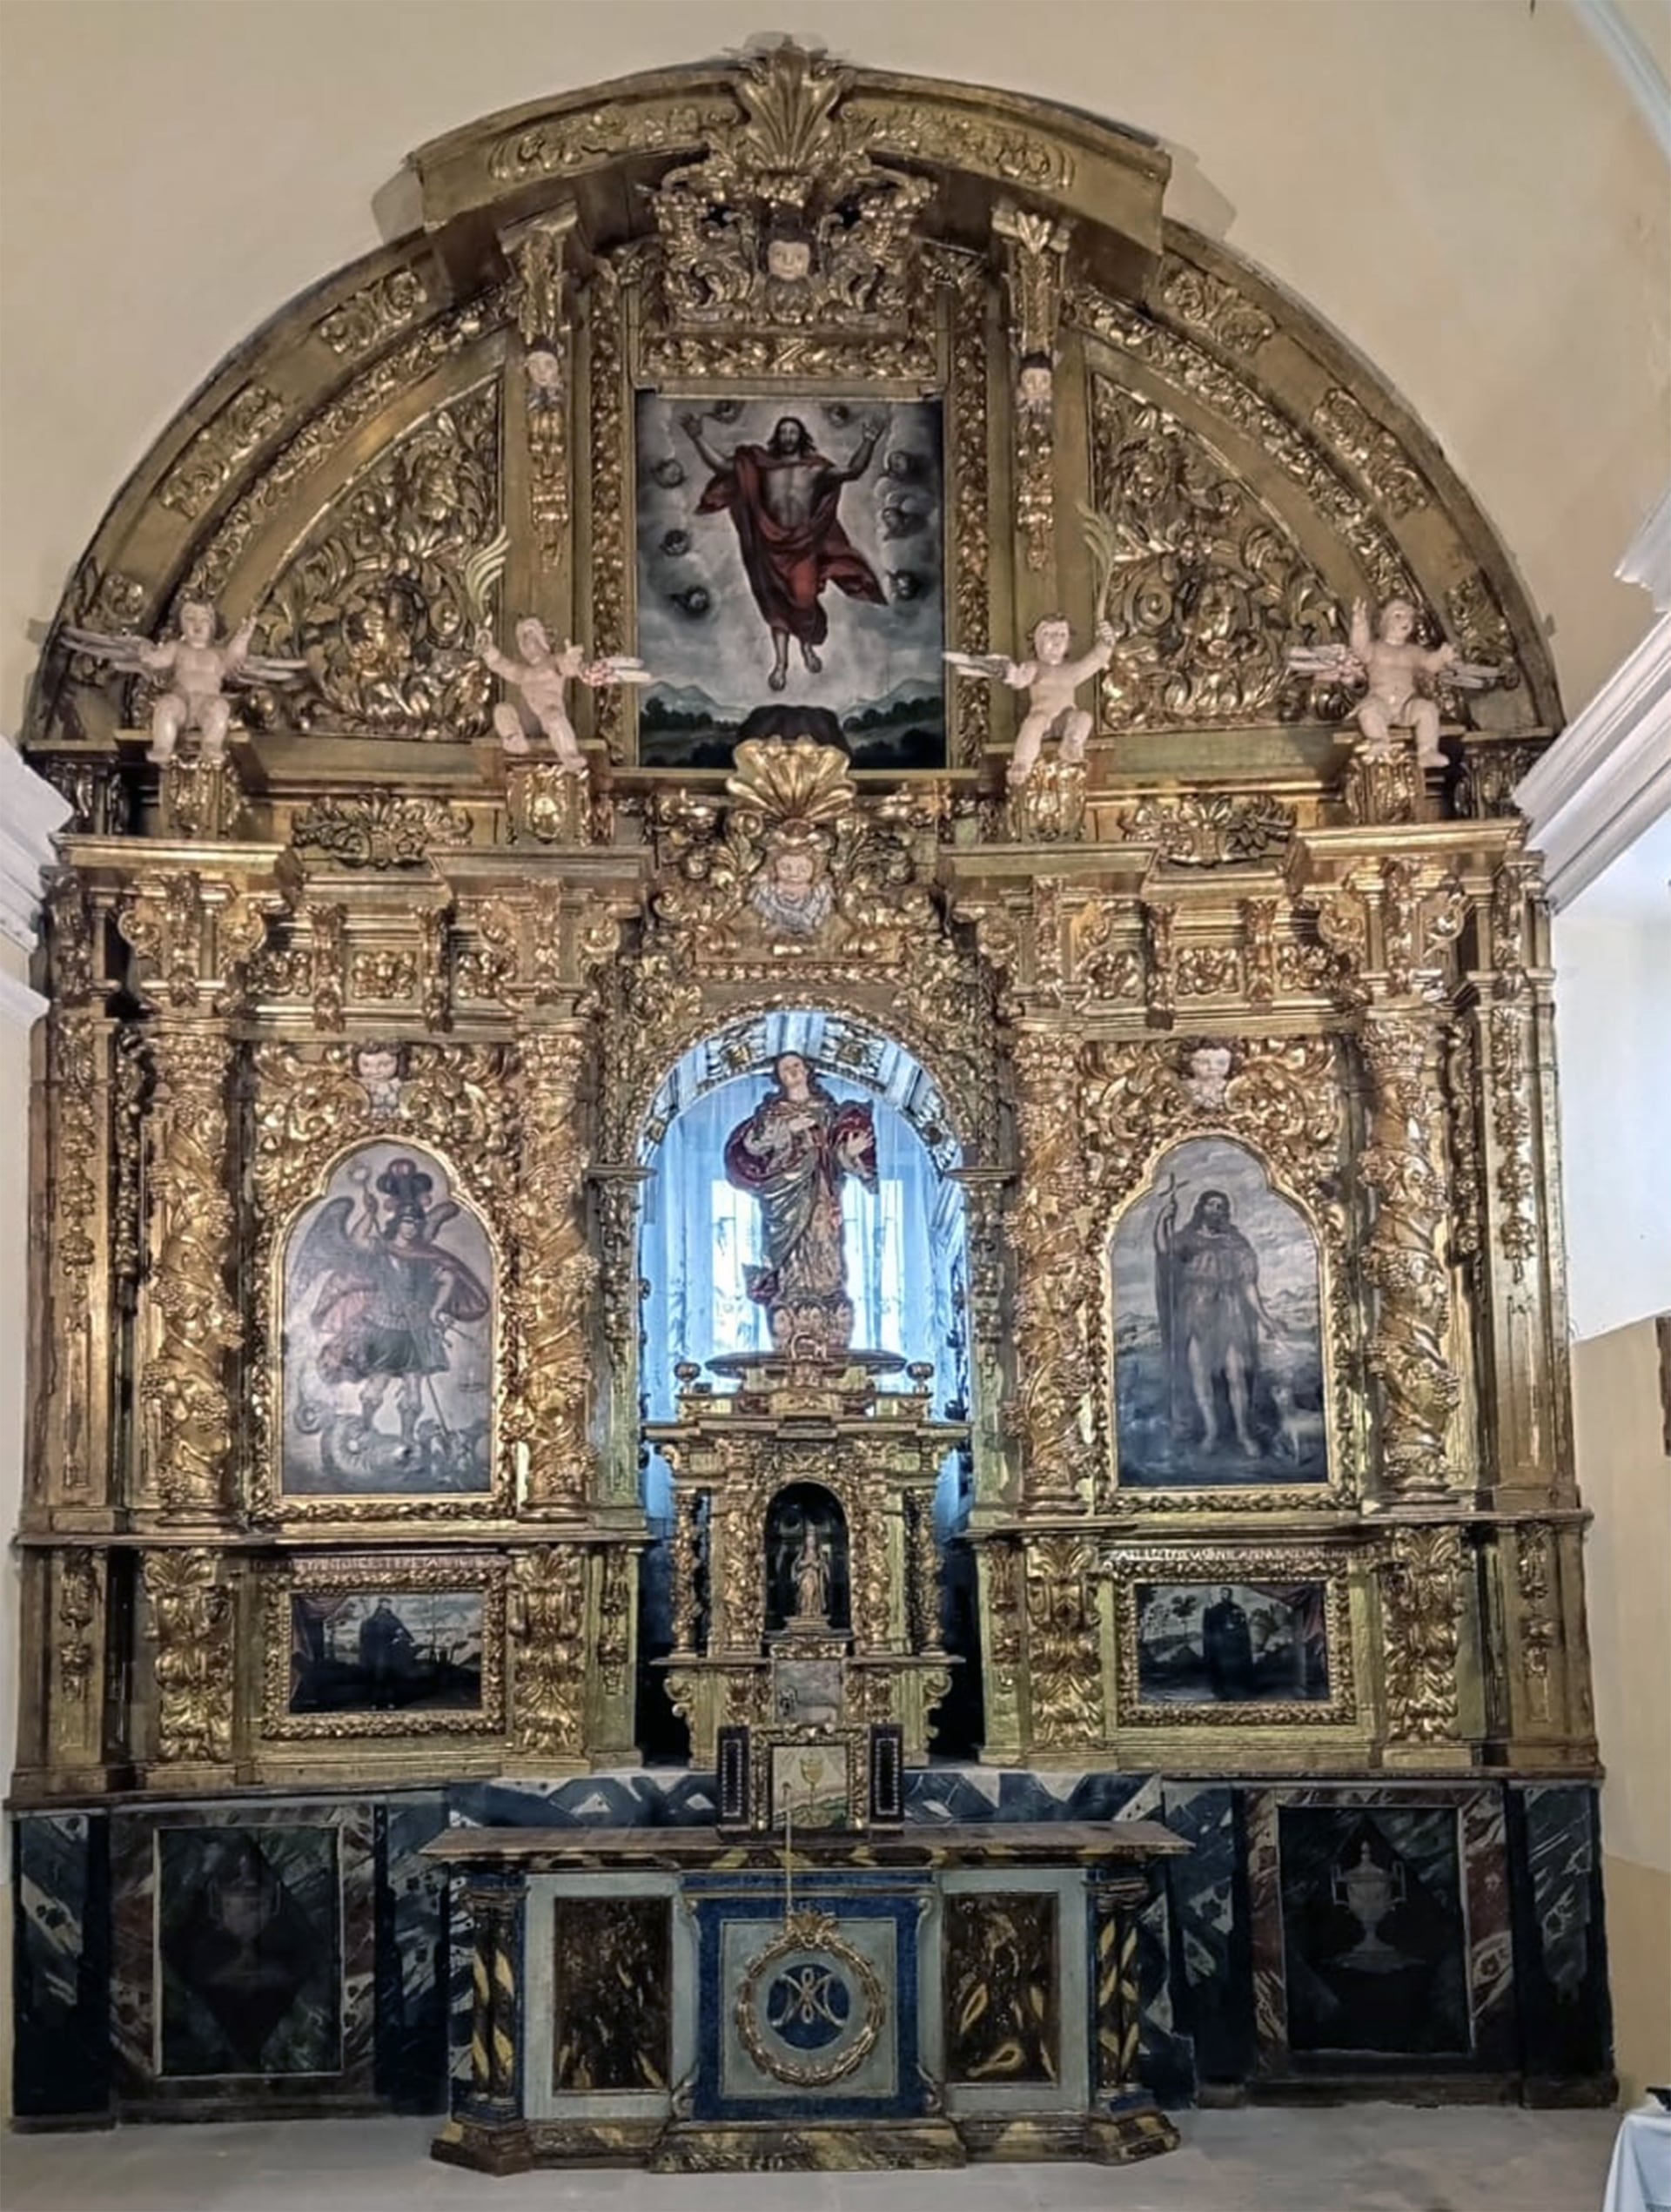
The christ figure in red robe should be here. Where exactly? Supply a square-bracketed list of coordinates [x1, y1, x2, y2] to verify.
[680, 413, 888, 691]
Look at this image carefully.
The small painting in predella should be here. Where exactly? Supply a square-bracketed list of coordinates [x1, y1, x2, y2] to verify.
[280, 1142, 492, 1496]
[1136, 1579, 1331, 1706]
[1111, 1136, 1328, 1489]
[158, 1825, 340, 2077]
[288, 1589, 485, 1716]
[634, 393, 945, 770]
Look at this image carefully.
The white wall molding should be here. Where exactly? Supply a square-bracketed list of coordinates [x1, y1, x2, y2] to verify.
[1515, 614, 1671, 910]
[0, 743, 70, 960]
[1619, 484, 1671, 613]
[1575, 0, 1671, 160]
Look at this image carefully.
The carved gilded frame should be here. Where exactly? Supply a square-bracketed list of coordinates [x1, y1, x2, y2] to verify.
[246, 1042, 520, 1524]
[259, 1550, 508, 1741]
[592, 245, 993, 770]
[1104, 1543, 1358, 1730]
[1084, 1036, 1361, 1515]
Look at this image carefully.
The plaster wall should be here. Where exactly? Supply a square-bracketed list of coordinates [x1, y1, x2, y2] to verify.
[1571, 1316, 1671, 2106]
[0, 938, 37, 2120]
[2, 0, 1668, 736]
[1553, 908, 1671, 1341]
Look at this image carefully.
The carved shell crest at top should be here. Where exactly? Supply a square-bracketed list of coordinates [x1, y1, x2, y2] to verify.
[1087, 376, 1340, 729]
[249, 382, 500, 741]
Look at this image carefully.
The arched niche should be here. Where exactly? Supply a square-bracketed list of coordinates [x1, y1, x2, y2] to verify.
[637, 1010, 969, 1425]
[764, 1483, 851, 1637]
[24, 43, 1560, 780]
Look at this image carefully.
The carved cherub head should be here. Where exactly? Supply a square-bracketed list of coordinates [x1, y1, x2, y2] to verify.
[513, 617, 554, 662]
[1379, 597, 1417, 645]
[1184, 1043, 1233, 1109]
[1017, 351, 1054, 414]
[1031, 614, 1072, 665]
[178, 601, 216, 647]
[765, 232, 814, 283]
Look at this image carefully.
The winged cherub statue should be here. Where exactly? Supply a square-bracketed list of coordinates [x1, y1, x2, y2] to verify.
[946, 613, 1116, 787]
[1286, 595, 1499, 766]
[474, 617, 651, 773]
[60, 600, 305, 763]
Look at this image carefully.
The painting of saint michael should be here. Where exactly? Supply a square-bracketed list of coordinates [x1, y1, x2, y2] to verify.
[280, 1143, 493, 1496]
[1111, 1136, 1329, 1489]
[634, 393, 945, 770]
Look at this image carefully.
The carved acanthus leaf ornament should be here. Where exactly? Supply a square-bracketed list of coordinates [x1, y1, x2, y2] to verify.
[144, 1549, 232, 1765]
[1086, 377, 1338, 729]
[509, 1548, 587, 1757]
[255, 384, 500, 740]
[1380, 1525, 1465, 1742]
[643, 45, 932, 339]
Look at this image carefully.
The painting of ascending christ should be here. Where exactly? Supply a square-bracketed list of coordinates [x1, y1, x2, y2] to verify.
[634, 393, 945, 770]
[722, 1054, 877, 1356]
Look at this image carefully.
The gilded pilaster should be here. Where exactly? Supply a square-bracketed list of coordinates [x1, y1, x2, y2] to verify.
[142, 1546, 234, 1780]
[1008, 1031, 1095, 1512]
[507, 1546, 587, 1765]
[137, 1026, 241, 1521]
[1359, 1015, 1462, 1503]
[513, 1030, 596, 1511]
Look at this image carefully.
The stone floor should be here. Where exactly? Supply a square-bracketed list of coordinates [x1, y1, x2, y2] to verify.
[0, 2106, 1623, 2211]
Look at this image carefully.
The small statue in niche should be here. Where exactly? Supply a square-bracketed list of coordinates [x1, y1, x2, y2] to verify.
[474, 617, 652, 771]
[60, 599, 305, 763]
[1286, 596, 1499, 767]
[792, 1525, 831, 1624]
[946, 613, 1117, 787]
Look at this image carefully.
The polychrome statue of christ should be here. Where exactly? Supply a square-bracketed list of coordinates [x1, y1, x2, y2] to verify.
[680, 413, 887, 692]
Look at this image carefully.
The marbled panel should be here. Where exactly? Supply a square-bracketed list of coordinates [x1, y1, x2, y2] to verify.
[1245, 1792, 1286, 2071]
[1131, 1864, 1194, 2105]
[12, 1810, 110, 2120]
[376, 1793, 449, 2111]
[1161, 1783, 1250, 2084]
[1460, 1788, 1515, 2068]
[109, 1802, 379, 2113]
[1509, 1783, 1612, 2086]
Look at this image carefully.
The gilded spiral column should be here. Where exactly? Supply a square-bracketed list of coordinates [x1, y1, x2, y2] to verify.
[1008, 1031, 1095, 1512]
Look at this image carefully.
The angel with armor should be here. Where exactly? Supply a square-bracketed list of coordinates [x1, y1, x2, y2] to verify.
[473, 616, 650, 772]
[61, 599, 305, 763]
[946, 614, 1117, 787]
[1286, 595, 1499, 766]
[292, 1156, 490, 1466]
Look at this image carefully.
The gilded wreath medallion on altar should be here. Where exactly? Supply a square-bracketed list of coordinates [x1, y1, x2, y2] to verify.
[734, 1910, 886, 2088]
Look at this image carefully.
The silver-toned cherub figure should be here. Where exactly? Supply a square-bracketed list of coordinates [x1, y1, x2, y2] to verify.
[946, 613, 1117, 787]
[61, 600, 305, 763]
[1287, 596, 1499, 767]
[474, 617, 651, 774]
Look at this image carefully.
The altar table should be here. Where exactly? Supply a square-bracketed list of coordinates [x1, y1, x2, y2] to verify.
[426, 1819, 1188, 2174]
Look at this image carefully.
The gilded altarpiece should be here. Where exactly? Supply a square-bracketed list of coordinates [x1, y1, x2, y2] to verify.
[12, 47, 1609, 2129]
